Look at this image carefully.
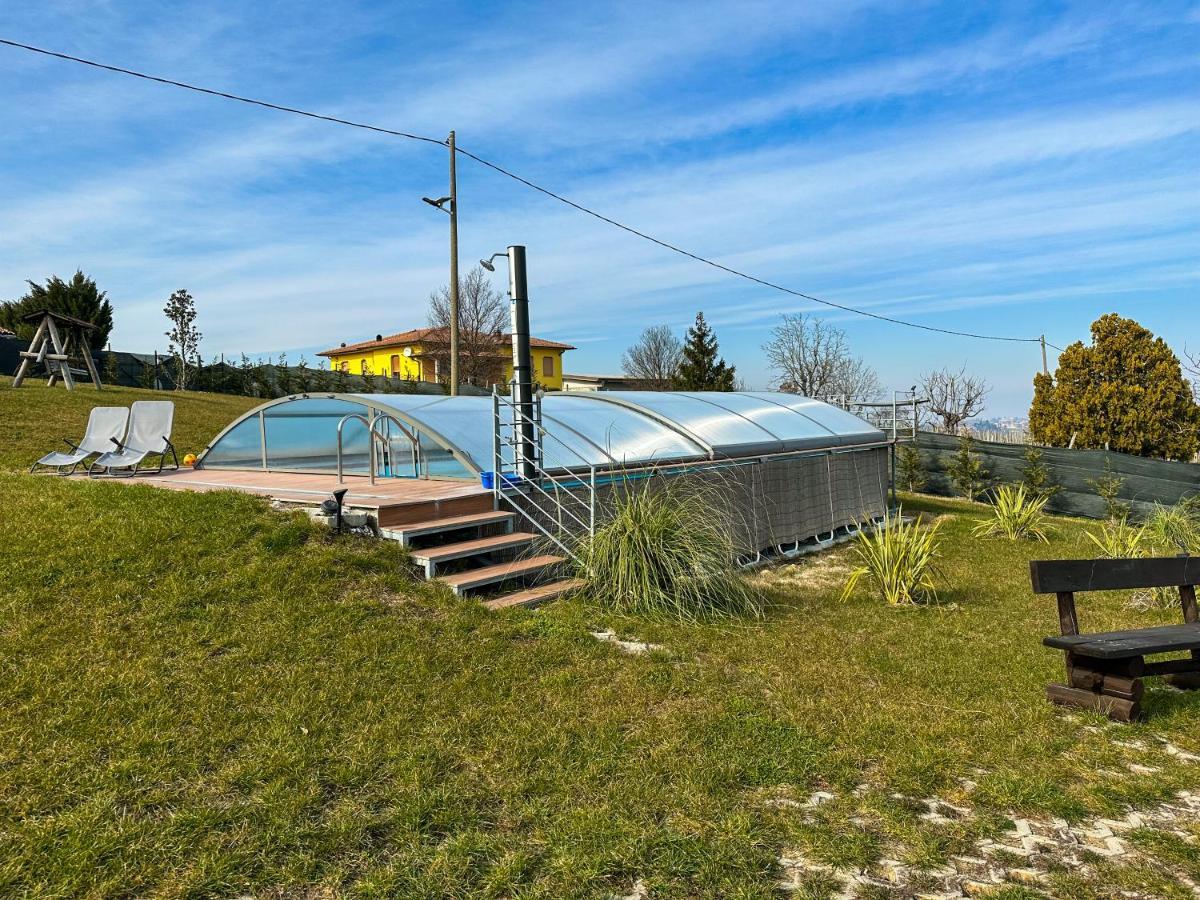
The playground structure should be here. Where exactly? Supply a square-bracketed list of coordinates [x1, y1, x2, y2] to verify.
[10, 310, 103, 391]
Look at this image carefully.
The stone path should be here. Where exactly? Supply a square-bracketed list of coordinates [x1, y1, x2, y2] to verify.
[777, 788, 1200, 898]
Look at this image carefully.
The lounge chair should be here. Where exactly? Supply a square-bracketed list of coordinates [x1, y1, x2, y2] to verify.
[89, 400, 179, 477]
[31, 406, 130, 475]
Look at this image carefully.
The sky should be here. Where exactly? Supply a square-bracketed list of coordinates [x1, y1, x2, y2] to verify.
[0, 1, 1197, 416]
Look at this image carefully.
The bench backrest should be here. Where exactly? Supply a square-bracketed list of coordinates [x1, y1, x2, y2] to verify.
[1030, 557, 1200, 594]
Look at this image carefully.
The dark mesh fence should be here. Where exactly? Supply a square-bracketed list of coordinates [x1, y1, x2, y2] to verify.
[914, 432, 1200, 519]
[506, 446, 891, 557]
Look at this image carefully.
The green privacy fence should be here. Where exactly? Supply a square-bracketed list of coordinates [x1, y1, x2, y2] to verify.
[913, 432, 1200, 520]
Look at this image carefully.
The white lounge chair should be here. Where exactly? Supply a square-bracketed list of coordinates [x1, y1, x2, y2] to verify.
[89, 400, 179, 476]
[31, 406, 130, 475]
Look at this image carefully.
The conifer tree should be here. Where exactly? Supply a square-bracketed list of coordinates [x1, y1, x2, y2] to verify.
[1029, 314, 1199, 459]
[673, 312, 735, 391]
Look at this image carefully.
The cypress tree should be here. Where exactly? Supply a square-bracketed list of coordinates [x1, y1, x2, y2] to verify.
[673, 312, 735, 391]
[1029, 314, 1199, 460]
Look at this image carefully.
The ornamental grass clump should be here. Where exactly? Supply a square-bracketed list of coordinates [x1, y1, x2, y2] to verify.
[577, 480, 763, 622]
[841, 508, 943, 606]
[1085, 516, 1147, 559]
[972, 484, 1052, 543]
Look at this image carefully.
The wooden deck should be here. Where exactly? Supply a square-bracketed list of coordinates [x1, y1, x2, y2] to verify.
[72, 467, 490, 515]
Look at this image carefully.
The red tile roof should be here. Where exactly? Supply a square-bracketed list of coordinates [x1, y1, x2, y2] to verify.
[317, 326, 575, 357]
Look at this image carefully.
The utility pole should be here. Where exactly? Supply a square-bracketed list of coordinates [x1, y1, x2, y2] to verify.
[448, 130, 460, 396]
[1040, 334, 1049, 376]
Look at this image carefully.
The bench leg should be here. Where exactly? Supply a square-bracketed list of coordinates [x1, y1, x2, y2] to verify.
[1048, 656, 1144, 722]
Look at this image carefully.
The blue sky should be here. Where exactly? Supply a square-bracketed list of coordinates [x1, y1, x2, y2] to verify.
[1, 1, 1197, 415]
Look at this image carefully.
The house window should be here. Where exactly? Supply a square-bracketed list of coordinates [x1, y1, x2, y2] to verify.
[390, 355, 401, 376]
[542, 355, 554, 377]
[360, 360, 369, 375]
[339, 361, 349, 373]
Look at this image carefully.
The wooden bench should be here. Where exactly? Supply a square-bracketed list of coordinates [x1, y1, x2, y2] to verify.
[1031, 557, 1200, 722]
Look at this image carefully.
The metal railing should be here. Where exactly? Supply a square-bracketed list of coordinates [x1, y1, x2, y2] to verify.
[336, 410, 422, 484]
[822, 391, 923, 441]
[491, 387, 596, 563]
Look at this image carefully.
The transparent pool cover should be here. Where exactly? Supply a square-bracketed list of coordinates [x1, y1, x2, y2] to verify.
[198, 391, 887, 479]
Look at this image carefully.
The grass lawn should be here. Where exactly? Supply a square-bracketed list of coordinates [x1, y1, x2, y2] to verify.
[0, 375, 258, 471]
[1, 380, 1199, 897]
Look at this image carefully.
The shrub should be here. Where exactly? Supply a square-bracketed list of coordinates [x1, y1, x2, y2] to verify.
[1018, 446, 1059, 499]
[1085, 516, 1146, 559]
[896, 444, 927, 493]
[841, 508, 943, 606]
[973, 484, 1052, 543]
[1087, 458, 1128, 521]
[945, 434, 989, 501]
[1144, 496, 1200, 555]
[576, 479, 763, 622]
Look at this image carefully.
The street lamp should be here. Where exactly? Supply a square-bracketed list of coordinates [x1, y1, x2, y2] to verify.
[422, 130, 459, 396]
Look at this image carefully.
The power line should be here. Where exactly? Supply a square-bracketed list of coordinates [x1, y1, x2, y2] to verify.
[1, 36, 1053, 347]
[0, 38, 445, 146]
[455, 145, 1043, 344]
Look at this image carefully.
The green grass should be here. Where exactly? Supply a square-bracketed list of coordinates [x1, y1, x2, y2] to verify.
[2, 382, 1199, 896]
[0, 375, 258, 470]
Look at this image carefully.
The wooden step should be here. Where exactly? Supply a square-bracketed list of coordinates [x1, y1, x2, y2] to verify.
[437, 554, 565, 596]
[410, 532, 536, 577]
[376, 493, 494, 528]
[484, 578, 586, 610]
[381, 510, 514, 546]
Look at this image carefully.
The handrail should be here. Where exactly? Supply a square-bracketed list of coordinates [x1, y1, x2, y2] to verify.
[336, 413, 374, 484]
[369, 411, 420, 478]
[496, 388, 598, 468]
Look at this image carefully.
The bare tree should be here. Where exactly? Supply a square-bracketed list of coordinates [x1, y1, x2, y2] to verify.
[762, 313, 879, 401]
[163, 288, 201, 391]
[829, 355, 882, 402]
[1185, 347, 1200, 399]
[427, 265, 508, 386]
[920, 366, 989, 431]
[621, 324, 681, 390]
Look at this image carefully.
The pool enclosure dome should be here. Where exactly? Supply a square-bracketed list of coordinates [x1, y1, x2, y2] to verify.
[197, 390, 888, 480]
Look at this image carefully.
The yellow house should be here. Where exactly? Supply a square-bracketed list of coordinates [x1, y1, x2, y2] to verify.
[316, 326, 575, 390]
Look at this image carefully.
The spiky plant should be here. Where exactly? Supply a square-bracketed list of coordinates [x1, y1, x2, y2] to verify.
[972, 484, 1052, 543]
[1144, 498, 1200, 555]
[1085, 516, 1147, 559]
[841, 509, 943, 606]
[576, 478, 763, 622]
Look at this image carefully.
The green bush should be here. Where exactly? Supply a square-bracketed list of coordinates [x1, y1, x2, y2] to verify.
[841, 508, 943, 606]
[896, 444, 927, 493]
[1087, 458, 1128, 521]
[973, 484, 1052, 543]
[576, 478, 763, 621]
[944, 434, 989, 501]
[1085, 516, 1146, 559]
[1018, 446, 1059, 499]
[1145, 496, 1200, 555]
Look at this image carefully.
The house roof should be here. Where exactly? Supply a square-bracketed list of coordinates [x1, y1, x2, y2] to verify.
[317, 326, 575, 357]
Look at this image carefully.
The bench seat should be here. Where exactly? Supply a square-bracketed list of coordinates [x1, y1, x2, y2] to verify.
[1031, 556, 1200, 721]
[1044, 623, 1200, 659]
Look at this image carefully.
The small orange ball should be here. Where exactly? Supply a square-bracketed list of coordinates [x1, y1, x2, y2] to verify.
[183, 453, 197, 467]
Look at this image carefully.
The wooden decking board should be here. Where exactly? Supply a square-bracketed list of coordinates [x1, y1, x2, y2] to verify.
[387, 510, 514, 540]
[70, 467, 489, 510]
[438, 554, 565, 594]
[410, 532, 536, 565]
[484, 578, 585, 610]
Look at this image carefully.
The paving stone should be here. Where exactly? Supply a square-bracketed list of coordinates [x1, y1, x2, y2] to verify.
[1006, 867, 1047, 885]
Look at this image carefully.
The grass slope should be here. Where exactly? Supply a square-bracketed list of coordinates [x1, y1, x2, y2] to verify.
[0, 375, 257, 471]
[1, 382, 1198, 896]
